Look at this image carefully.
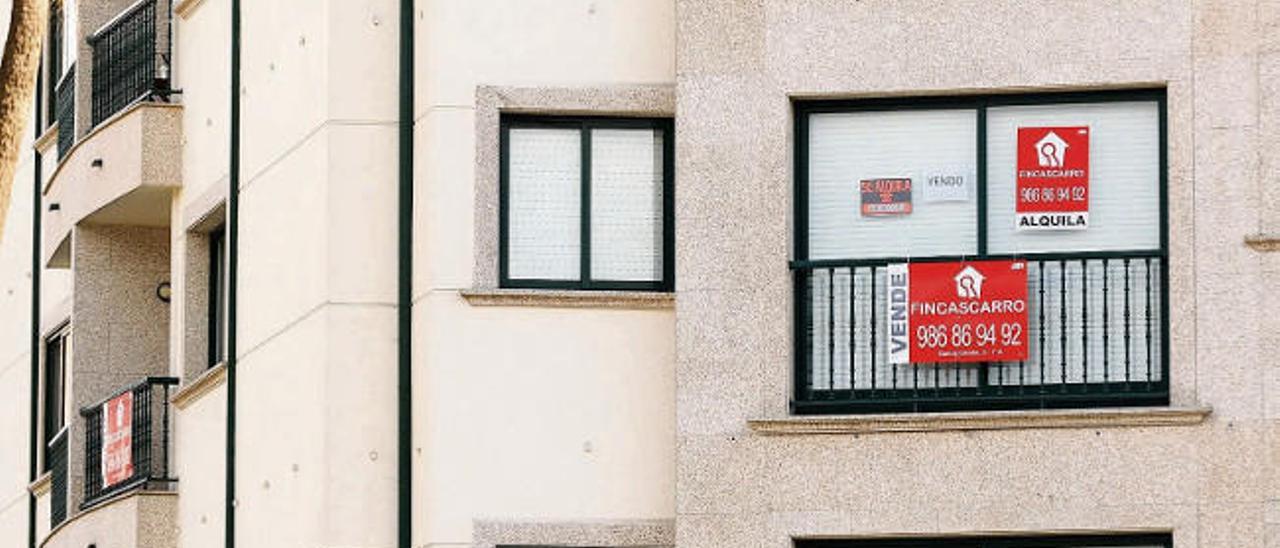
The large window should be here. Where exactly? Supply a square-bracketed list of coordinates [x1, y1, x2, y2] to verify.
[500, 116, 674, 291]
[793, 90, 1167, 414]
[208, 225, 227, 367]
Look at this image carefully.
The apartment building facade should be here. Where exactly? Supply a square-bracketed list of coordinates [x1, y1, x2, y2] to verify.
[0, 1, 1275, 548]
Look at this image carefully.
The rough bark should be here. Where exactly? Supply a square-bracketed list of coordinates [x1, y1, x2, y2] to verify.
[0, 0, 48, 245]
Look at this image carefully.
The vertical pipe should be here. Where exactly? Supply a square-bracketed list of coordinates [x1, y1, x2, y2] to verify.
[225, 0, 240, 544]
[29, 61, 45, 548]
[398, 0, 415, 546]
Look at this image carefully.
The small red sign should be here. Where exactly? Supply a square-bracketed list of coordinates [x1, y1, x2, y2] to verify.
[102, 392, 134, 488]
[859, 178, 913, 216]
[1016, 126, 1089, 230]
[886, 260, 1029, 364]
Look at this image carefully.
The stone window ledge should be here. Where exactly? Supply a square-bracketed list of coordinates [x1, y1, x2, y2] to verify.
[460, 288, 674, 310]
[171, 362, 227, 410]
[748, 406, 1211, 436]
[28, 471, 52, 497]
[1245, 233, 1280, 252]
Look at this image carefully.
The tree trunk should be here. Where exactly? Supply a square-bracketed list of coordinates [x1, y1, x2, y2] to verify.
[0, 0, 48, 245]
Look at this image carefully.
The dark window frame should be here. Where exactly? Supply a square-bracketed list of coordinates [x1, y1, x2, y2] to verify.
[798, 533, 1172, 548]
[46, 0, 63, 129]
[42, 322, 70, 470]
[791, 88, 1169, 415]
[499, 115, 675, 292]
[208, 225, 227, 367]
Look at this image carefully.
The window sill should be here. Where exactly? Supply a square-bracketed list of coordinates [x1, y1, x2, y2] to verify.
[171, 362, 227, 410]
[28, 471, 52, 497]
[460, 288, 674, 310]
[1245, 233, 1280, 252]
[747, 406, 1211, 436]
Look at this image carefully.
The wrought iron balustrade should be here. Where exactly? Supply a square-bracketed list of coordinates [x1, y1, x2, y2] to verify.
[793, 251, 1169, 414]
[80, 377, 178, 509]
[89, 0, 173, 126]
[55, 68, 75, 160]
[47, 429, 68, 527]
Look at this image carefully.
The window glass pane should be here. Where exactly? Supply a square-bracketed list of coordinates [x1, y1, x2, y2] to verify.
[986, 101, 1160, 253]
[590, 128, 664, 282]
[62, 0, 76, 73]
[44, 330, 67, 442]
[508, 128, 582, 280]
[209, 227, 226, 367]
[808, 109, 979, 260]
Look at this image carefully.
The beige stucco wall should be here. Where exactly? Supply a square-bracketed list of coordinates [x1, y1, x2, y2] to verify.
[413, 1, 678, 546]
[42, 492, 177, 548]
[674, 1, 1278, 546]
[174, 379, 225, 548]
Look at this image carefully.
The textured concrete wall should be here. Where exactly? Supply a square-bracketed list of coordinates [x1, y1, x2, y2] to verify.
[69, 225, 171, 513]
[674, 1, 1277, 546]
[43, 492, 177, 548]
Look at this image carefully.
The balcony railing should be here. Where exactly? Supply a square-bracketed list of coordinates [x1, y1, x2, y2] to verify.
[80, 377, 178, 508]
[793, 252, 1169, 415]
[55, 68, 75, 160]
[47, 429, 68, 528]
[88, 0, 172, 126]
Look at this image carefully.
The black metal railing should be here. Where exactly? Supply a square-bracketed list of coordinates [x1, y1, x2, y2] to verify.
[89, 0, 171, 126]
[793, 251, 1169, 414]
[47, 429, 68, 528]
[80, 377, 178, 508]
[55, 68, 75, 160]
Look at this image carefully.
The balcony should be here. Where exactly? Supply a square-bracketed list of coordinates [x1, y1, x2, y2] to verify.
[793, 252, 1169, 415]
[80, 377, 178, 509]
[89, 0, 175, 126]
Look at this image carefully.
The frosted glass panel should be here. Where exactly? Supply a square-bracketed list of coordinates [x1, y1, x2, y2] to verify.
[808, 109, 978, 260]
[590, 129, 664, 282]
[507, 128, 581, 280]
[987, 101, 1160, 253]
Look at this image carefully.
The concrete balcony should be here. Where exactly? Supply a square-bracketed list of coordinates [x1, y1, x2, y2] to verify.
[42, 102, 182, 267]
[39, 490, 177, 548]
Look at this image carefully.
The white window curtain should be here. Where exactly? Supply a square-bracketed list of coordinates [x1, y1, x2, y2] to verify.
[807, 109, 978, 260]
[590, 128, 664, 282]
[986, 101, 1161, 254]
[507, 128, 582, 281]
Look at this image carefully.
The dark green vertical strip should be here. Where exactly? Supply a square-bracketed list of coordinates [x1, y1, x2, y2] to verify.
[792, 102, 809, 410]
[397, 0, 414, 546]
[660, 119, 674, 291]
[29, 63, 44, 548]
[226, 0, 240, 545]
[579, 123, 592, 287]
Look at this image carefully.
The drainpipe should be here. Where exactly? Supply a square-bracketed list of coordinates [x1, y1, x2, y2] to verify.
[225, 0, 240, 545]
[28, 64, 44, 548]
[397, 0, 414, 547]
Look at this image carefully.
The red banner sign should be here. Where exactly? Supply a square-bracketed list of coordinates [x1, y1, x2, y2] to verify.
[102, 392, 134, 488]
[1016, 126, 1089, 230]
[860, 178, 913, 216]
[887, 260, 1029, 364]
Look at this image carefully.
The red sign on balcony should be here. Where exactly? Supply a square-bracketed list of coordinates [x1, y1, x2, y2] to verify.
[886, 260, 1029, 364]
[102, 392, 134, 488]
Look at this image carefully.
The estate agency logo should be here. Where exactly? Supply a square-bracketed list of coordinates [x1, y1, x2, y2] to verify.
[953, 265, 985, 299]
[1016, 126, 1090, 231]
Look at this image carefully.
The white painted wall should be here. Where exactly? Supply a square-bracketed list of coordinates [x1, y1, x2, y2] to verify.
[413, 1, 678, 545]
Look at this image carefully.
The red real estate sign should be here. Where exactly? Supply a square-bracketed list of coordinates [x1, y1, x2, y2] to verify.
[859, 178, 913, 216]
[886, 260, 1029, 365]
[102, 392, 134, 488]
[1016, 126, 1089, 231]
